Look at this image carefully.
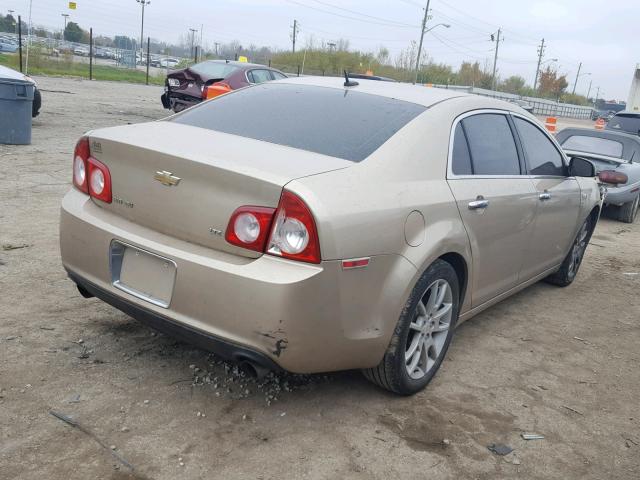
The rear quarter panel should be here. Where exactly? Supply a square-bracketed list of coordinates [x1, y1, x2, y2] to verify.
[289, 98, 494, 318]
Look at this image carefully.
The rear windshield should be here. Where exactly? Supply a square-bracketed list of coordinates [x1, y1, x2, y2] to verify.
[607, 114, 640, 135]
[561, 135, 624, 158]
[189, 61, 240, 79]
[171, 83, 426, 161]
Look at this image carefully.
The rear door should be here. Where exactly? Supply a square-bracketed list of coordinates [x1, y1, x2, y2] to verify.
[447, 112, 538, 307]
[512, 115, 581, 277]
[247, 69, 273, 84]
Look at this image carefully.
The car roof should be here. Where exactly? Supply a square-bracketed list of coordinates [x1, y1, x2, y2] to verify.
[203, 59, 274, 70]
[275, 75, 472, 108]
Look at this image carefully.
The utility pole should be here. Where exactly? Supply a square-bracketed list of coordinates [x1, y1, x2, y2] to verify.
[533, 38, 545, 90]
[491, 28, 502, 91]
[291, 19, 298, 53]
[214, 42, 220, 57]
[413, 0, 431, 85]
[136, 0, 150, 67]
[189, 28, 198, 59]
[586, 79, 592, 101]
[594, 86, 600, 108]
[572, 62, 582, 95]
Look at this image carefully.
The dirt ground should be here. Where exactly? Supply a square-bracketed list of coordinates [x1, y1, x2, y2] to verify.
[1, 77, 639, 480]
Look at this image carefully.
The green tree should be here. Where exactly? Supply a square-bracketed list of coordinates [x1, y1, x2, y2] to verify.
[500, 75, 526, 94]
[456, 61, 492, 88]
[64, 22, 84, 42]
[0, 14, 25, 34]
[538, 66, 568, 98]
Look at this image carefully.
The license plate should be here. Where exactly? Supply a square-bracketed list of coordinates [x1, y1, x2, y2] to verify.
[110, 241, 176, 308]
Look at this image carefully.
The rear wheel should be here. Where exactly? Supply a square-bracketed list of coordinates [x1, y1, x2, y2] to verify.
[545, 215, 593, 287]
[362, 260, 459, 395]
[618, 194, 639, 224]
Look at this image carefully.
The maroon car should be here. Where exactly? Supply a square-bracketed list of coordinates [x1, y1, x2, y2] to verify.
[160, 60, 287, 112]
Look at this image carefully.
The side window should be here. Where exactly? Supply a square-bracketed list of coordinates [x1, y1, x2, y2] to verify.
[514, 117, 565, 176]
[452, 123, 473, 175]
[461, 114, 520, 175]
[271, 71, 287, 80]
[248, 69, 272, 84]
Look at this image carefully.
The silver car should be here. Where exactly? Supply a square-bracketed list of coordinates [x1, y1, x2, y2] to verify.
[557, 128, 640, 223]
[60, 77, 607, 394]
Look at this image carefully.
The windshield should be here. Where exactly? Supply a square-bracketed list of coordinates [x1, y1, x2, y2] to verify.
[607, 114, 640, 135]
[171, 83, 426, 161]
[189, 61, 240, 79]
[561, 135, 624, 158]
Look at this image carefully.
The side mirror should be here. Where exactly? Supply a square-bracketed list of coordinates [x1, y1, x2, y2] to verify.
[598, 170, 628, 185]
[569, 157, 596, 177]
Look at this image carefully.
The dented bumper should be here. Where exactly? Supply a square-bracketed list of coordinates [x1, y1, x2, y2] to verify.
[60, 189, 415, 373]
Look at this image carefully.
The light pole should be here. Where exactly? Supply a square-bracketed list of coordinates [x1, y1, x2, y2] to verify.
[61, 13, 69, 39]
[414, 22, 450, 84]
[586, 79, 592, 101]
[8, 9, 16, 35]
[136, 0, 150, 66]
[189, 28, 198, 59]
[572, 62, 591, 95]
[533, 58, 557, 90]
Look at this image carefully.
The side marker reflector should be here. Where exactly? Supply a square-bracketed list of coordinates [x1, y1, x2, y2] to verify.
[342, 258, 370, 269]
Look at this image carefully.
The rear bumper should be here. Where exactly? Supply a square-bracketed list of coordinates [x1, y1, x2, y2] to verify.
[604, 182, 640, 206]
[59, 189, 415, 373]
[68, 269, 283, 371]
[161, 90, 200, 111]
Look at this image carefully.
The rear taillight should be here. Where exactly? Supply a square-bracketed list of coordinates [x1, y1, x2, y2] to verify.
[73, 137, 90, 194]
[224, 191, 321, 264]
[267, 191, 321, 264]
[203, 81, 232, 100]
[87, 157, 112, 203]
[225, 206, 276, 253]
[72, 136, 112, 203]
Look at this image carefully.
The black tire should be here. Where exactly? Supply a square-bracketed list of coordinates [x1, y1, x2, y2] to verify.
[545, 214, 594, 287]
[362, 259, 460, 395]
[32, 88, 41, 118]
[618, 194, 639, 224]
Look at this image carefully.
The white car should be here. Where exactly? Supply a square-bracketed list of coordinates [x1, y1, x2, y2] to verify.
[159, 58, 180, 68]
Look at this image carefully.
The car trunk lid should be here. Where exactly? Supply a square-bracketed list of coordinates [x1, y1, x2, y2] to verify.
[88, 121, 350, 258]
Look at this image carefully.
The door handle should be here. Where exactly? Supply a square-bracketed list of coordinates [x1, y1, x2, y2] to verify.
[468, 197, 489, 210]
[539, 191, 552, 201]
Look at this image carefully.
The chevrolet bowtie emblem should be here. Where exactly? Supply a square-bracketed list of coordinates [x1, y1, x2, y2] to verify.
[154, 170, 181, 186]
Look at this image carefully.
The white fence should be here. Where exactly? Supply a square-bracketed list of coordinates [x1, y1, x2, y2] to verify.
[433, 85, 594, 119]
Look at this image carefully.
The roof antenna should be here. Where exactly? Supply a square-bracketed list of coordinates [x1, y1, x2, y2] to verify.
[344, 70, 359, 87]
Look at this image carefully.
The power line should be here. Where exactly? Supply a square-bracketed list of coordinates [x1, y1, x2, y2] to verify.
[285, 0, 418, 28]
[307, 0, 418, 28]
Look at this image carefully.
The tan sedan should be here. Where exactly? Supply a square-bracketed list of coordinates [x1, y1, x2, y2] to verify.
[60, 77, 605, 394]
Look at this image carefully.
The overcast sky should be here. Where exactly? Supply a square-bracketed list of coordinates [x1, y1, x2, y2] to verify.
[3, 0, 637, 99]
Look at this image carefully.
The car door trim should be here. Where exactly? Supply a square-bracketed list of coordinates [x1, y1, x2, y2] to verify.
[447, 109, 577, 181]
[447, 109, 526, 179]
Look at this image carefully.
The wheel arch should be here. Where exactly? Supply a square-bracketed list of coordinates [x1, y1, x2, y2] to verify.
[438, 252, 468, 306]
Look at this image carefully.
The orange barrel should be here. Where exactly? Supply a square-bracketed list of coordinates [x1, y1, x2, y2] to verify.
[544, 117, 557, 133]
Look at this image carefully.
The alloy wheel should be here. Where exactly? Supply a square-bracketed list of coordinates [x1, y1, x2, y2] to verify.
[568, 220, 590, 279]
[405, 279, 453, 380]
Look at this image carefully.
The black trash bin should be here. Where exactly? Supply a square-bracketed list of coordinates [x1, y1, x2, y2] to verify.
[0, 65, 35, 145]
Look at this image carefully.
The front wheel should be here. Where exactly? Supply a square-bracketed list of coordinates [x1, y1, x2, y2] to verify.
[618, 194, 639, 224]
[362, 259, 460, 395]
[545, 215, 593, 287]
